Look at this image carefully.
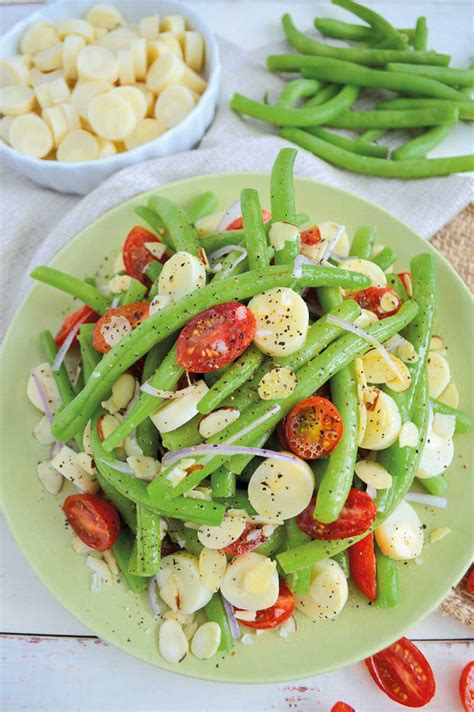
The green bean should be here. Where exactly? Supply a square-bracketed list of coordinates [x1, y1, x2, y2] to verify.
[144, 260, 163, 284]
[135, 505, 161, 576]
[161, 415, 202, 451]
[431, 399, 471, 434]
[371, 246, 397, 271]
[77, 323, 101, 383]
[118, 278, 148, 306]
[376, 547, 399, 607]
[357, 129, 385, 143]
[185, 192, 218, 224]
[278, 55, 468, 100]
[314, 288, 359, 523]
[40, 330, 76, 404]
[325, 106, 459, 129]
[270, 147, 297, 222]
[314, 18, 415, 44]
[53, 264, 371, 443]
[198, 345, 264, 414]
[280, 127, 474, 179]
[306, 127, 388, 158]
[304, 84, 339, 107]
[230, 84, 360, 127]
[211, 467, 236, 498]
[413, 17, 428, 51]
[376, 97, 474, 122]
[332, 550, 350, 578]
[276, 79, 322, 107]
[168, 520, 203, 556]
[204, 594, 234, 652]
[387, 62, 474, 88]
[112, 528, 148, 592]
[332, 0, 408, 49]
[419, 474, 448, 496]
[96, 472, 137, 532]
[134, 205, 175, 251]
[350, 226, 376, 259]
[210, 248, 249, 281]
[285, 519, 311, 594]
[200, 230, 245, 254]
[254, 526, 286, 558]
[392, 125, 454, 161]
[217, 489, 256, 515]
[148, 302, 418, 502]
[241, 188, 269, 270]
[31, 266, 110, 314]
[387, 274, 409, 302]
[136, 343, 167, 457]
[283, 14, 446, 67]
[149, 195, 200, 257]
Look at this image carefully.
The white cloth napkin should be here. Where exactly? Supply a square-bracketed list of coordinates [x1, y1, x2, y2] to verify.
[1, 37, 472, 336]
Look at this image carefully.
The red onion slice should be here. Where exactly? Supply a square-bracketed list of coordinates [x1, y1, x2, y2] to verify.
[405, 493, 448, 509]
[320, 225, 346, 264]
[216, 199, 241, 232]
[31, 370, 54, 424]
[162, 443, 298, 469]
[147, 577, 161, 619]
[98, 458, 135, 475]
[222, 595, 241, 639]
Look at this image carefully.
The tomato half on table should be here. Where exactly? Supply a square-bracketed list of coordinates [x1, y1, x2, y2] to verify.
[285, 396, 343, 459]
[223, 523, 266, 556]
[63, 494, 120, 551]
[460, 661, 474, 712]
[331, 702, 356, 712]
[122, 226, 167, 283]
[300, 225, 322, 246]
[349, 532, 377, 602]
[176, 302, 256, 373]
[93, 301, 150, 353]
[297, 489, 376, 541]
[225, 208, 271, 231]
[353, 286, 402, 320]
[55, 305, 98, 347]
[365, 637, 435, 708]
[236, 581, 295, 630]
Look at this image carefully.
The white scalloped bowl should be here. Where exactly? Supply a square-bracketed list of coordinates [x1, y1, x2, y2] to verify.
[0, 0, 220, 194]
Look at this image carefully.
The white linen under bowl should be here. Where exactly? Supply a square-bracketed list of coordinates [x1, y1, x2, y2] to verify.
[0, 0, 220, 194]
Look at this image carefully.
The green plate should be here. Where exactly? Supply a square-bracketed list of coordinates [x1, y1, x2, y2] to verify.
[1, 173, 472, 683]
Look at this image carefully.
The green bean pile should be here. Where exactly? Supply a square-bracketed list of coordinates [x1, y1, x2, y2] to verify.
[230, 0, 474, 178]
[27, 148, 471, 664]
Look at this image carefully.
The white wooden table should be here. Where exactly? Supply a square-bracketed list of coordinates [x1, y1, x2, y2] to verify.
[1, 2, 473, 710]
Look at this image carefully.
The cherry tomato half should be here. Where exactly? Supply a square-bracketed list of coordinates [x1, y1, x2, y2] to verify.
[285, 396, 343, 460]
[63, 494, 120, 551]
[365, 637, 435, 708]
[93, 301, 150, 353]
[226, 208, 271, 231]
[349, 532, 377, 601]
[223, 523, 266, 556]
[465, 566, 474, 594]
[236, 581, 295, 630]
[353, 286, 402, 320]
[460, 660, 474, 712]
[300, 225, 322, 246]
[176, 302, 256, 373]
[331, 703, 356, 712]
[55, 305, 98, 347]
[398, 271, 413, 297]
[122, 226, 167, 283]
[297, 490, 377, 541]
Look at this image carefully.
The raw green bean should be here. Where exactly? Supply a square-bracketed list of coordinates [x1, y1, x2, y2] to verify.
[96, 472, 137, 533]
[204, 594, 234, 652]
[314, 288, 359, 523]
[112, 528, 148, 592]
[332, 550, 350, 578]
[230, 84, 360, 127]
[332, 0, 408, 49]
[276, 79, 322, 107]
[325, 106, 459, 129]
[280, 127, 474, 178]
[392, 125, 454, 161]
[216, 489, 256, 515]
[304, 84, 339, 107]
[135, 505, 161, 576]
[306, 127, 388, 158]
[31, 266, 110, 314]
[254, 525, 286, 557]
[357, 129, 385, 143]
[134, 205, 175, 251]
[84, 276, 97, 287]
[376, 98, 474, 122]
[387, 62, 474, 88]
[53, 264, 371, 443]
[77, 323, 101, 383]
[200, 230, 245, 254]
[431, 399, 471, 434]
[350, 226, 376, 259]
[39, 330, 76, 404]
[149, 195, 200, 257]
[419, 474, 448, 496]
[277, 55, 468, 100]
[371, 246, 397, 271]
[314, 18, 415, 44]
[211, 467, 236, 498]
[161, 415, 201, 450]
[118, 278, 148, 306]
[241, 188, 269, 269]
[285, 519, 311, 594]
[198, 345, 264, 414]
[144, 260, 163, 284]
[413, 17, 428, 51]
[185, 192, 218, 224]
[270, 146, 297, 222]
[283, 14, 446, 66]
[148, 302, 418, 502]
[376, 547, 399, 607]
